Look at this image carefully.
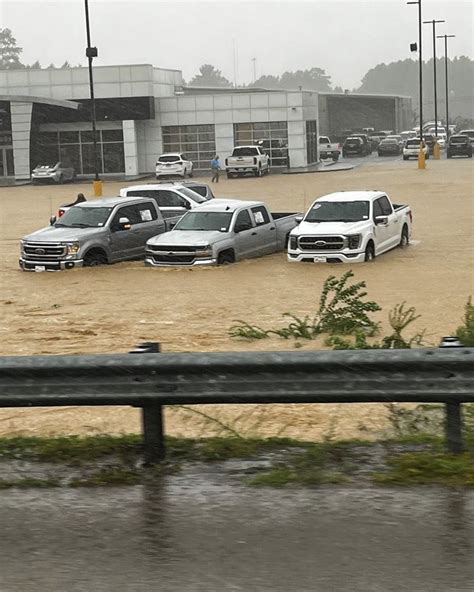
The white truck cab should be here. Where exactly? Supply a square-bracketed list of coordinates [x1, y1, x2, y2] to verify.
[288, 191, 412, 264]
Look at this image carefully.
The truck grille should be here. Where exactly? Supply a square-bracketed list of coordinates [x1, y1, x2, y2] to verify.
[147, 245, 198, 253]
[298, 236, 345, 251]
[150, 254, 195, 264]
[22, 242, 66, 260]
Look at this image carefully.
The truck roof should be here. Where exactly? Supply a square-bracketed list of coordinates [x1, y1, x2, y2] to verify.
[75, 196, 154, 208]
[195, 199, 263, 212]
[316, 191, 387, 202]
[121, 183, 190, 192]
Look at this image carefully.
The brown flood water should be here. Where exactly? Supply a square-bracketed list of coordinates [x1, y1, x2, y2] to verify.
[0, 158, 473, 439]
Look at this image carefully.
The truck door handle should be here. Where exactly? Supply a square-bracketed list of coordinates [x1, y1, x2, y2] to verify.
[251, 232, 257, 236]
[269, 226, 275, 230]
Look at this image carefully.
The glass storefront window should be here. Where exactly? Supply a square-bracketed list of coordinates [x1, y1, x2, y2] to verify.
[103, 143, 125, 173]
[59, 144, 81, 171]
[234, 122, 289, 167]
[102, 129, 124, 142]
[59, 131, 80, 144]
[162, 125, 216, 170]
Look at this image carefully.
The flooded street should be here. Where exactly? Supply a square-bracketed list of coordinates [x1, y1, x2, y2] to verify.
[1, 467, 474, 591]
[0, 157, 473, 439]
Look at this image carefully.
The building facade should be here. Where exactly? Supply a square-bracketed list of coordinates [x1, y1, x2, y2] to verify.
[0, 64, 411, 181]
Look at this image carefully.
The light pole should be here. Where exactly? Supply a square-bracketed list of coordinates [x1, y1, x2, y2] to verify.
[407, 0, 425, 168]
[84, 0, 102, 196]
[423, 19, 445, 149]
[251, 57, 257, 84]
[437, 34, 455, 141]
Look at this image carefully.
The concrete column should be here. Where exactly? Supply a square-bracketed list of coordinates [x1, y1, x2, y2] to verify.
[287, 120, 307, 168]
[10, 102, 33, 180]
[215, 123, 234, 170]
[122, 120, 139, 176]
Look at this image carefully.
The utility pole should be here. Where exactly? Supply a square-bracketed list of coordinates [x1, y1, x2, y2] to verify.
[251, 57, 257, 84]
[84, 0, 102, 195]
[437, 34, 455, 140]
[423, 18, 445, 159]
[407, 0, 425, 168]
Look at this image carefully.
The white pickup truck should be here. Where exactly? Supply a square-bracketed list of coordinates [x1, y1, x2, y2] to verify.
[225, 146, 270, 178]
[318, 136, 341, 161]
[288, 191, 412, 264]
[145, 200, 301, 266]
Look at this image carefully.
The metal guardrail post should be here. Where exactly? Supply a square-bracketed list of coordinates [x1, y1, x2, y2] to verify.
[440, 337, 464, 454]
[130, 342, 166, 464]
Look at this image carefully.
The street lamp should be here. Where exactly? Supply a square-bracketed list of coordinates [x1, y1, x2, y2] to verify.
[423, 18, 445, 151]
[84, 0, 102, 196]
[437, 34, 456, 141]
[407, 0, 425, 168]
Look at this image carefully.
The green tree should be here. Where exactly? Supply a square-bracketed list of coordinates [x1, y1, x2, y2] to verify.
[189, 64, 232, 87]
[0, 28, 23, 69]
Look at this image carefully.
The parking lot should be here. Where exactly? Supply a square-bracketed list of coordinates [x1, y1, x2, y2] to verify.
[0, 155, 472, 438]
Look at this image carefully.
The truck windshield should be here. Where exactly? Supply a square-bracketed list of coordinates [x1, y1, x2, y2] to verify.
[55, 207, 113, 227]
[174, 211, 233, 232]
[305, 201, 370, 223]
[178, 187, 208, 203]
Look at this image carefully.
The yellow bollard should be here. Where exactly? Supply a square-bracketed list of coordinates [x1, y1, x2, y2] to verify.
[418, 145, 426, 169]
[93, 180, 103, 197]
[433, 141, 441, 160]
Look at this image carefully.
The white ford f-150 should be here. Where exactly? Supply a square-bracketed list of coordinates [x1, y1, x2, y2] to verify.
[225, 146, 270, 178]
[288, 191, 412, 264]
[145, 200, 301, 266]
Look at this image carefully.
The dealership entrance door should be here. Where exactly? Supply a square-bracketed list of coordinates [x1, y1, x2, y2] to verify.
[0, 147, 14, 177]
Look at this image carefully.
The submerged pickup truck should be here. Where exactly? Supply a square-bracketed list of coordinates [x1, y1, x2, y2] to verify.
[225, 146, 270, 178]
[20, 196, 179, 271]
[145, 200, 301, 267]
[288, 191, 412, 264]
[318, 136, 341, 161]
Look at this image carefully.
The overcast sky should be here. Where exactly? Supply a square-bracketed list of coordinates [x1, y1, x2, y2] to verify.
[1, 0, 472, 88]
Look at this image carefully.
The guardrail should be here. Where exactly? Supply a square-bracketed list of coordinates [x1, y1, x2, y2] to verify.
[0, 347, 473, 463]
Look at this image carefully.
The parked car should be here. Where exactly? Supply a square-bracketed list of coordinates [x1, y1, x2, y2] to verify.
[386, 135, 404, 149]
[377, 138, 402, 156]
[155, 153, 193, 179]
[447, 135, 473, 158]
[403, 139, 429, 160]
[20, 197, 180, 271]
[350, 134, 372, 155]
[342, 137, 365, 157]
[459, 129, 474, 146]
[225, 146, 270, 178]
[180, 181, 215, 200]
[368, 133, 385, 149]
[287, 191, 412, 264]
[119, 183, 211, 219]
[144, 200, 301, 267]
[318, 136, 341, 161]
[32, 161, 75, 184]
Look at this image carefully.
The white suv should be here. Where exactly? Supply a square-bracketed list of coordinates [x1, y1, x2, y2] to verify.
[119, 183, 208, 218]
[156, 153, 193, 179]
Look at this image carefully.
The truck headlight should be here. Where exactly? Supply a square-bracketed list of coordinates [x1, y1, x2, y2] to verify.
[289, 236, 298, 250]
[346, 235, 362, 250]
[196, 245, 212, 256]
[65, 242, 80, 255]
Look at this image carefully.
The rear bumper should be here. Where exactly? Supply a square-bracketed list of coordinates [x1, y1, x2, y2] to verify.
[19, 258, 84, 271]
[287, 251, 365, 264]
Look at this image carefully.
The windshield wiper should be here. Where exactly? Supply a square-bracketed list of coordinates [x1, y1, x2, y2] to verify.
[69, 223, 93, 228]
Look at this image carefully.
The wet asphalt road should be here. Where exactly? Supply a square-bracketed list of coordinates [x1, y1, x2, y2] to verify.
[1, 465, 473, 592]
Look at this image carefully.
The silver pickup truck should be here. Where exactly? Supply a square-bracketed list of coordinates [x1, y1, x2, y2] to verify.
[144, 200, 301, 266]
[20, 196, 179, 271]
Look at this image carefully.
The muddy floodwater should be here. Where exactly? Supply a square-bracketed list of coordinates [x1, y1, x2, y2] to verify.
[1, 467, 474, 592]
[0, 157, 473, 439]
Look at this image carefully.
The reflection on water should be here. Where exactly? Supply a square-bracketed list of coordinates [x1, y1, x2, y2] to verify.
[1, 465, 473, 592]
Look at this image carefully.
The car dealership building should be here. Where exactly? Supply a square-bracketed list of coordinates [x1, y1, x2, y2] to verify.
[0, 64, 412, 181]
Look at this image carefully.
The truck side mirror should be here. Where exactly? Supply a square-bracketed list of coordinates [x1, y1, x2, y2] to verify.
[50, 215, 57, 226]
[295, 216, 303, 224]
[374, 215, 388, 225]
[112, 217, 131, 231]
